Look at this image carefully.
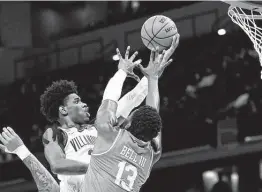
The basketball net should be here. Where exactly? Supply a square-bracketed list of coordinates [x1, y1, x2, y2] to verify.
[227, 5, 262, 77]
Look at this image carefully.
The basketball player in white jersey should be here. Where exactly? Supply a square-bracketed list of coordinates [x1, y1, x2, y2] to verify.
[0, 73, 147, 192]
[0, 46, 148, 192]
[40, 46, 148, 192]
[0, 34, 179, 192]
[0, 48, 148, 192]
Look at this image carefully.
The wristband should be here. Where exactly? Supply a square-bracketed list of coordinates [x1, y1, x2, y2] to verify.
[14, 145, 31, 160]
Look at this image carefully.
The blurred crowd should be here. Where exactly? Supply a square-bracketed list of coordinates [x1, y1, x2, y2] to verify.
[0, 29, 261, 164]
[48, 1, 197, 40]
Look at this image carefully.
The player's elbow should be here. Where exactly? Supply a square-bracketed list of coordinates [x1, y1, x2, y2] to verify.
[44, 150, 65, 174]
[47, 155, 65, 174]
[50, 162, 69, 175]
[50, 162, 61, 174]
[157, 147, 163, 158]
[50, 159, 89, 175]
[50, 164, 57, 174]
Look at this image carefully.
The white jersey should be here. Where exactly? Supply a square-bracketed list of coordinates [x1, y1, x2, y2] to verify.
[57, 125, 97, 192]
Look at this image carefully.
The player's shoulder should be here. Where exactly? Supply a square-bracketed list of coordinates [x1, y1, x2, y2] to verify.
[42, 126, 67, 147]
[115, 128, 129, 142]
[42, 127, 56, 146]
[81, 124, 95, 131]
[82, 124, 97, 135]
[43, 128, 54, 140]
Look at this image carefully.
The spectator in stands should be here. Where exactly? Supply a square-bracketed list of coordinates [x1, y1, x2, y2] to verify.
[211, 172, 232, 192]
[30, 124, 44, 153]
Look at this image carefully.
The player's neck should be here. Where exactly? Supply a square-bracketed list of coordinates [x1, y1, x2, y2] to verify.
[58, 119, 81, 129]
[130, 133, 150, 146]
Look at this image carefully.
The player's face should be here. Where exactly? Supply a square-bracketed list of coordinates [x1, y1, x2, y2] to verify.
[64, 93, 90, 124]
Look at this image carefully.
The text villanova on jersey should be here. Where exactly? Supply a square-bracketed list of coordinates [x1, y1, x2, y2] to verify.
[70, 134, 96, 152]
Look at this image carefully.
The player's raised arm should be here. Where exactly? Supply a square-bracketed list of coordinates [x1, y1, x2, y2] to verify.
[0, 127, 59, 192]
[116, 76, 148, 122]
[139, 34, 179, 164]
[43, 128, 89, 175]
[95, 46, 142, 133]
[140, 34, 179, 111]
[90, 76, 148, 127]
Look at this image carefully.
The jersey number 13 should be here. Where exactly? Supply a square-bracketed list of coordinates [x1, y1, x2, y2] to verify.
[115, 161, 138, 191]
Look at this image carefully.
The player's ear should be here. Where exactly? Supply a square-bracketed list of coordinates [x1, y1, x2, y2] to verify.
[117, 116, 126, 126]
[122, 119, 131, 130]
[59, 105, 68, 116]
[124, 122, 131, 130]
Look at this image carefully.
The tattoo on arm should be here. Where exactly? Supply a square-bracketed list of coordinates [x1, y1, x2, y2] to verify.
[23, 154, 59, 192]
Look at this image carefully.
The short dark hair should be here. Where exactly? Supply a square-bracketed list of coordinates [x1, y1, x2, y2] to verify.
[40, 80, 78, 123]
[128, 105, 162, 142]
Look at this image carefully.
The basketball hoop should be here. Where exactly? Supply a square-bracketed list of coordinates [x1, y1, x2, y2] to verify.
[222, 1, 262, 78]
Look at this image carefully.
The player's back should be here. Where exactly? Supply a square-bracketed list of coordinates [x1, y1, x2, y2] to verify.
[82, 129, 154, 192]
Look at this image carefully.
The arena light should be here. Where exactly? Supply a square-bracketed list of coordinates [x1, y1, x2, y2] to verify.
[203, 171, 218, 179]
[218, 28, 226, 36]
[131, 1, 140, 10]
[113, 54, 120, 61]
[231, 172, 239, 192]
[231, 172, 238, 181]
[203, 171, 219, 192]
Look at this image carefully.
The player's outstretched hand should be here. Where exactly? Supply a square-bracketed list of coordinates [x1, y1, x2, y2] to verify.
[0, 127, 24, 153]
[162, 33, 180, 63]
[138, 46, 173, 80]
[116, 46, 142, 82]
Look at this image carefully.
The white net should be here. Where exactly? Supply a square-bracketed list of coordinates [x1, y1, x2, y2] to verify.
[228, 6, 262, 65]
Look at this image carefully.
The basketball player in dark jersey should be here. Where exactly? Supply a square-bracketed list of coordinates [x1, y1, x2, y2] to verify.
[82, 33, 179, 192]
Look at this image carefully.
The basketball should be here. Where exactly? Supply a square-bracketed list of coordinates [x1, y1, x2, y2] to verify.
[141, 15, 178, 51]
